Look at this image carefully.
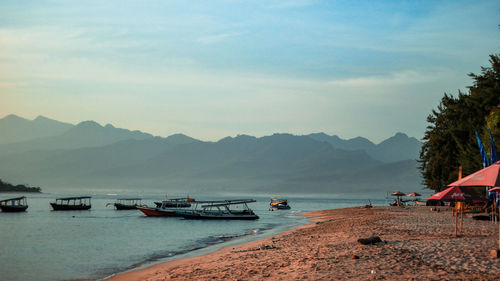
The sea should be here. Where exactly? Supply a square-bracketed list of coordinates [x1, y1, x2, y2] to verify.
[0, 192, 387, 281]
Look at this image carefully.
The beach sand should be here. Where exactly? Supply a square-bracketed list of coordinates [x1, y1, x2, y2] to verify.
[107, 206, 500, 280]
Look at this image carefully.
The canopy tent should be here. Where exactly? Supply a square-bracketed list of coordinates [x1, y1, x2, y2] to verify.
[448, 161, 500, 187]
[426, 186, 468, 201]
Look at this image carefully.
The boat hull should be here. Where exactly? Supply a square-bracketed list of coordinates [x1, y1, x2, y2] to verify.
[114, 203, 138, 210]
[0, 205, 28, 212]
[180, 211, 259, 220]
[137, 206, 181, 217]
[271, 205, 291, 210]
[50, 203, 91, 211]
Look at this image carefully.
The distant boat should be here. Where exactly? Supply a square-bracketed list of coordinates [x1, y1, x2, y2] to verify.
[138, 197, 196, 217]
[50, 196, 91, 211]
[108, 198, 143, 210]
[179, 199, 259, 220]
[153, 197, 195, 208]
[270, 198, 291, 210]
[0, 196, 28, 212]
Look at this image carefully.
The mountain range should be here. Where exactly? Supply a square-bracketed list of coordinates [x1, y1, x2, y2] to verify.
[0, 114, 424, 195]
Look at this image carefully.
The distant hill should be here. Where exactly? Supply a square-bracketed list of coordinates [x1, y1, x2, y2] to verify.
[369, 132, 422, 162]
[0, 179, 41, 193]
[0, 120, 156, 155]
[0, 114, 424, 195]
[308, 133, 376, 151]
[308, 132, 421, 162]
[0, 114, 73, 144]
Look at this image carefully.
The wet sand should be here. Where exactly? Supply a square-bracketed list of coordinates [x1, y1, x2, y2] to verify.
[107, 206, 500, 280]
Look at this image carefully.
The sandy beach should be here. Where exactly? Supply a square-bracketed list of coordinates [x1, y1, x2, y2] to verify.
[107, 206, 500, 280]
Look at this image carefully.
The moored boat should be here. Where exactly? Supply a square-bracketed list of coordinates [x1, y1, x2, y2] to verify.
[50, 196, 91, 211]
[136, 206, 172, 216]
[138, 197, 196, 217]
[179, 199, 259, 220]
[270, 198, 291, 209]
[0, 196, 28, 212]
[109, 198, 143, 210]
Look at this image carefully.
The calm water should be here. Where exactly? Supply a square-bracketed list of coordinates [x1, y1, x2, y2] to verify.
[0, 192, 385, 281]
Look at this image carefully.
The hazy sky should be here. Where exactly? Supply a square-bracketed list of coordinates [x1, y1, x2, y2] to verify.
[1, 1, 499, 142]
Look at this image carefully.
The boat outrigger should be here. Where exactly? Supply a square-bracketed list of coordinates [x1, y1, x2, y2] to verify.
[179, 199, 259, 220]
[50, 196, 91, 211]
[108, 198, 143, 210]
[270, 198, 290, 209]
[0, 196, 28, 212]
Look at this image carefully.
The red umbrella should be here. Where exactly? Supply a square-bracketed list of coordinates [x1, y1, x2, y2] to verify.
[407, 192, 421, 197]
[490, 187, 500, 192]
[427, 186, 467, 201]
[392, 191, 405, 196]
[448, 161, 500, 187]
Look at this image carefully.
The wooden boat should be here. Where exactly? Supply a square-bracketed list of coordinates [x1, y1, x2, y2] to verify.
[154, 197, 195, 208]
[179, 199, 259, 220]
[138, 197, 196, 217]
[270, 198, 291, 209]
[0, 196, 28, 212]
[136, 206, 173, 217]
[50, 196, 91, 211]
[109, 198, 143, 210]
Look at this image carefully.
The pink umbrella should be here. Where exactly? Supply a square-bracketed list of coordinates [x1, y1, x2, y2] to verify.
[448, 161, 500, 187]
[490, 187, 500, 192]
[426, 186, 467, 201]
[407, 192, 421, 197]
[391, 191, 405, 206]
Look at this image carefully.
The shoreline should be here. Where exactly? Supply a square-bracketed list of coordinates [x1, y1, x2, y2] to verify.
[106, 206, 500, 280]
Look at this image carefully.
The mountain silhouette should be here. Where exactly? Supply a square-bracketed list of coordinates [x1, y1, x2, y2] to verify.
[0, 115, 424, 194]
[308, 132, 421, 162]
[0, 114, 73, 144]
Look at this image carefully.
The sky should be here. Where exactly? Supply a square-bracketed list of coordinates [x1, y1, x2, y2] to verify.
[1, 0, 499, 143]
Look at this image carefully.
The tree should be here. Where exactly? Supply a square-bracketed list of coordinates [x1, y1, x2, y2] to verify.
[419, 55, 500, 192]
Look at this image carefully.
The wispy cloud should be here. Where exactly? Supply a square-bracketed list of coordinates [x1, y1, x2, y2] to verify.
[196, 32, 243, 45]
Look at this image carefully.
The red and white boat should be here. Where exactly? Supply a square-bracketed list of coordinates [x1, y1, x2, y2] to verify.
[137, 197, 195, 217]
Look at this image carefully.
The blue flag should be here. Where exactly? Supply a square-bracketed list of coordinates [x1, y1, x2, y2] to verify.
[475, 130, 489, 168]
[487, 125, 498, 164]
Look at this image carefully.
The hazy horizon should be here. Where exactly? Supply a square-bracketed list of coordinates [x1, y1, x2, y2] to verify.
[0, 112, 421, 143]
[2, 1, 499, 143]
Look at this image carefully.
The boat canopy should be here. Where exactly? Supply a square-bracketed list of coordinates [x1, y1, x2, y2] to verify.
[201, 199, 256, 208]
[55, 196, 92, 200]
[0, 196, 26, 203]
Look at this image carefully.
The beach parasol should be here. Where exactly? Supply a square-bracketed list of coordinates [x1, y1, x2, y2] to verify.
[448, 161, 500, 187]
[391, 191, 405, 206]
[391, 191, 405, 196]
[407, 192, 421, 197]
[489, 187, 500, 192]
[426, 186, 467, 201]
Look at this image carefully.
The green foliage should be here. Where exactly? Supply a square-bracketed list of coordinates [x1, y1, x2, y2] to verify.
[420, 55, 500, 192]
[0, 179, 41, 192]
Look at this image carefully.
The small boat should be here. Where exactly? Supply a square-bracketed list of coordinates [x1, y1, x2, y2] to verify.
[0, 196, 28, 212]
[138, 197, 196, 217]
[179, 199, 259, 220]
[154, 197, 195, 208]
[50, 196, 91, 211]
[270, 198, 291, 209]
[109, 198, 143, 210]
[136, 206, 172, 217]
